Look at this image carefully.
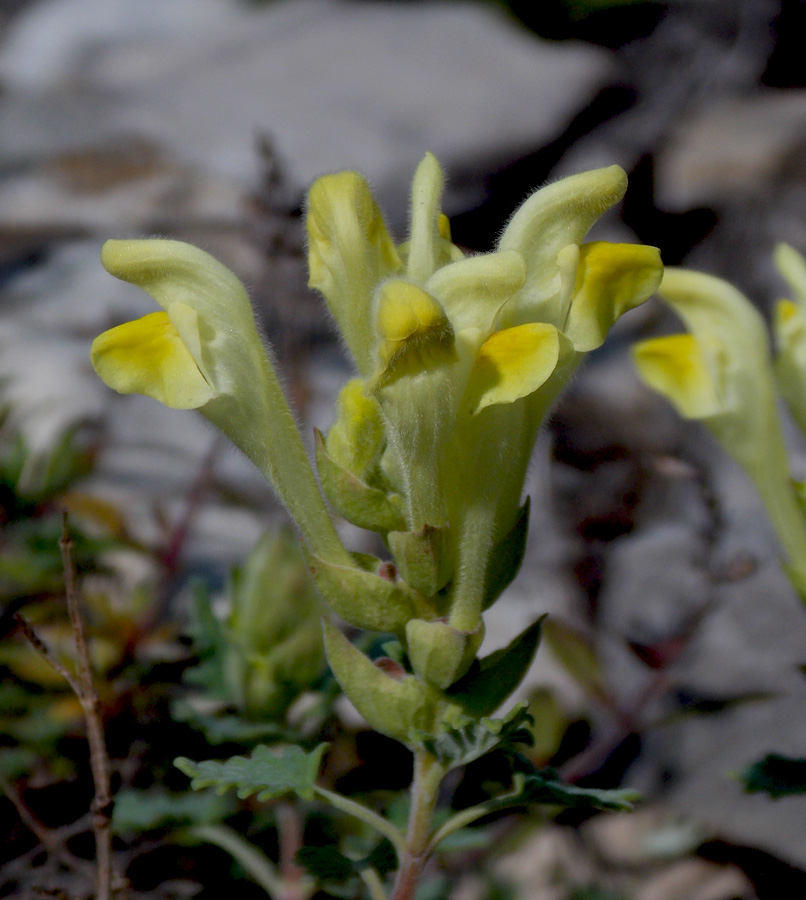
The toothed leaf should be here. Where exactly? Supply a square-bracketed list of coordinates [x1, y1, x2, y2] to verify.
[415, 702, 533, 770]
[175, 743, 326, 802]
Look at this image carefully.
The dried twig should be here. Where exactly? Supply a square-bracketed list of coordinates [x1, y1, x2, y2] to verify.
[0, 772, 90, 874]
[14, 514, 120, 900]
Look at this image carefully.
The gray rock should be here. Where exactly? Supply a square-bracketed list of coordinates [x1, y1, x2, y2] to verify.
[655, 90, 806, 211]
[0, 0, 611, 218]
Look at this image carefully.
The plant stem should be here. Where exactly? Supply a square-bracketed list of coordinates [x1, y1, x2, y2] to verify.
[360, 866, 388, 900]
[59, 517, 116, 900]
[390, 749, 444, 900]
[14, 516, 120, 899]
[190, 824, 288, 898]
[427, 801, 494, 854]
[0, 772, 89, 873]
[276, 803, 310, 900]
[313, 786, 406, 856]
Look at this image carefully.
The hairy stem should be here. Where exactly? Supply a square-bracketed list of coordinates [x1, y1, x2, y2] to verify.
[390, 749, 444, 900]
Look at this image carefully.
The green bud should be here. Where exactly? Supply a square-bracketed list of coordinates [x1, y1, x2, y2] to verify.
[323, 619, 439, 744]
[325, 379, 387, 480]
[304, 549, 423, 635]
[405, 618, 484, 689]
[388, 524, 453, 596]
[315, 430, 406, 534]
[224, 530, 325, 717]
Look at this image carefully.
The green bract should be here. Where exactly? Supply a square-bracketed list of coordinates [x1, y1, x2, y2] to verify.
[92, 154, 662, 744]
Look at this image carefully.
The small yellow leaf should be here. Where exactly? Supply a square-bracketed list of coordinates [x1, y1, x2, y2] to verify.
[632, 333, 721, 419]
[91, 310, 214, 410]
[465, 323, 570, 415]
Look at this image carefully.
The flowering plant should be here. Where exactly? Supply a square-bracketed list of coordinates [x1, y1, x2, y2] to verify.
[632, 252, 806, 599]
[92, 154, 660, 898]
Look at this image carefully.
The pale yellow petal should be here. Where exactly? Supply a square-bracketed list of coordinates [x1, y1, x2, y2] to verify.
[564, 242, 663, 351]
[90, 310, 214, 409]
[464, 323, 572, 415]
[632, 333, 721, 419]
[426, 250, 526, 336]
[407, 152, 444, 284]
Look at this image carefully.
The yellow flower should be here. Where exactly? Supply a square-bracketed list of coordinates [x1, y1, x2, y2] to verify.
[91, 240, 351, 569]
[633, 267, 806, 598]
[308, 154, 662, 633]
[774, 243, 806, 436]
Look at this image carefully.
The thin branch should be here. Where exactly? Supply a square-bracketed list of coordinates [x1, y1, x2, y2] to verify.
[313, 786, 406, 857]
[0, 772, 89, 873]
[14, 516, 120, 899]
[359, 866, 388, 900]
[12, 614, 82, 696]
[59, 515, 116, 900]
[427, 801, 497, 855]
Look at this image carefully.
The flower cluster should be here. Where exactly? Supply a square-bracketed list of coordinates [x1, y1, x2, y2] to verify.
[92, 154, 661, 743]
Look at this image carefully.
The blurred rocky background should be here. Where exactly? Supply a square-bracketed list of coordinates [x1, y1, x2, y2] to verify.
[2, 1, 806, 897]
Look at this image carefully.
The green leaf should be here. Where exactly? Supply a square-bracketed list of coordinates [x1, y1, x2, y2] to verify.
[323, 619, 436, 744]
[184, 580, 229, 699]
[415, 703, 533, 770]
[112, 788, 231, 832]
[171, 701, 290, 745]
[175, 743, 327, 802]
[741, 753, 806, 799]
[27, 424, 93, 501]
[483, 498, 530, 609]
[447, 616, 546, 717]
[0, 748, 39, 781]
[503, 767, 639, 812]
